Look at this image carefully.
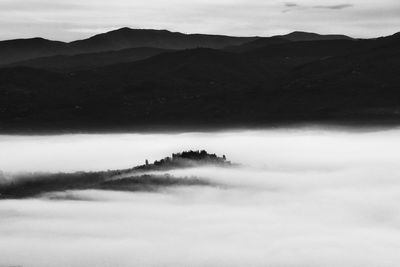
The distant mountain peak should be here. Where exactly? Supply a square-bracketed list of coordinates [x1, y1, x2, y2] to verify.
[285, 31, 320, 37]
[115, 27, 132, 31]
[105, 27, 173, 34]
[3, 37, 59, 44]
[289, 31, 315, 35]
[278, 31, 353, 41]
[92, 27, 180, 39]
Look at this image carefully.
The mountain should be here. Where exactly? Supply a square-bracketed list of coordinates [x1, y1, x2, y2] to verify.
[0, 28, 353, 66]
[227, 31, 353, 53]
[0, 31, 399, 132]
[7, 47, 172, 72]
[0, 48, 282, 130]
[69, 28, 257, 53]
[276, 31, 353, 42]
[277, 33, 400, 118]
[0, 28, 257, 65]
[0, 38, 68, 65]
[225, 37, 291, 53]
[243, 39, 371, 68]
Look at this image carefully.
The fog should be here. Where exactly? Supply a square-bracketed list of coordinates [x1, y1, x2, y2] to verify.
[2, 128, 400, 173]
[1, 128, 400, 266]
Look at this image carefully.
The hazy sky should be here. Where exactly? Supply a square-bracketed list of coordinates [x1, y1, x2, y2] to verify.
[0, 0, 399, 41]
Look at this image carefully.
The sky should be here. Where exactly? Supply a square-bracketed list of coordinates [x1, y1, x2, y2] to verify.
[0, 0, 399, 42]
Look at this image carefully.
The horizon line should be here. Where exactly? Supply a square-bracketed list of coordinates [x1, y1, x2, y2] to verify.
[1, 26, 391, 43]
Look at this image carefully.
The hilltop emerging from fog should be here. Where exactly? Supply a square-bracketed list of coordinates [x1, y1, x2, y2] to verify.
[0, 150, 231, 199]
[135, 150, 231, 171]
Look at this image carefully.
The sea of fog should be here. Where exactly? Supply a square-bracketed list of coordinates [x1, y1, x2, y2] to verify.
[1, 128, 400, 267]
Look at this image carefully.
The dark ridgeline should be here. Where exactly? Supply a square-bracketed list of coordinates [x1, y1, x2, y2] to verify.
[0, 151, 231, 199]
[225, 31, 353, 53]
[275, 31, 353, 42]
[0, 28, 399, 132]
[0, 28, 257, 65]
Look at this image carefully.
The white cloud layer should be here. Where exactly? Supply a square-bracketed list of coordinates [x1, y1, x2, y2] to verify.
[0, 0, 398, 40]
[1, 128, 400, 266]
[1, 127, 400, 173]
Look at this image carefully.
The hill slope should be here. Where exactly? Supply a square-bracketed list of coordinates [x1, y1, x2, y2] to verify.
[7, 47, 172, 72]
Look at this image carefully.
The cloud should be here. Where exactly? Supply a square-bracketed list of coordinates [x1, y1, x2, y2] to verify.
[283, 2, 354, 12]
[282, 1, 302, 12]
[285, 2, 298, 8]
[313, 4, 354, 10]
[2, 129, 400, 266]
[2, 158, 400, 266]
[282, 2, 354, 14]
[0, 0, 87, 11]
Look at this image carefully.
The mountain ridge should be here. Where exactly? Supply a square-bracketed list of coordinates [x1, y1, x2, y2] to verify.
[276, 31, 354, 41]
[0, 28, 357, 65]
[0, 28, 257, 65]
[0, 29, 399, 131]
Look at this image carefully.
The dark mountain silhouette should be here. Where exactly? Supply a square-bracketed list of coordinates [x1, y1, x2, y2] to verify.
[277, 33, 400, 118]
[7, 47, 172, 72]
[243, 39, 374, 68]
[0, 150, 230, 199]
[225, 37, 291, 53]
[69, 28, 257, 53]
[0, 31, 399, 132]
[227, 31, 353, 53]
[0, 28, 352, 66]
[276, 31, 353, 42]
[245, 39, 363, 57]
[0, 48, 280, 130]
[0, 28, 257, 65]
[0, 37, 68, 65]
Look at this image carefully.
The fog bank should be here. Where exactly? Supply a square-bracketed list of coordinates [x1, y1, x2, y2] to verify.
[1, 127, 400, 173]
[1, 128, 400, 266]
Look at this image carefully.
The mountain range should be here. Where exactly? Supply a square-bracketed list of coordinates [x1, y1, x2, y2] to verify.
[0, 28, 399, 132]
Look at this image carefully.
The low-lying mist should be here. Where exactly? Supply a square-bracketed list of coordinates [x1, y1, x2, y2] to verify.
[2, 127, 400, 173]
[1, 127, 400, 266]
